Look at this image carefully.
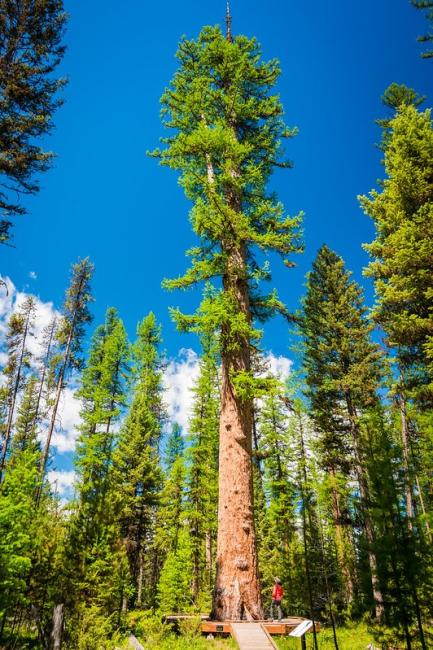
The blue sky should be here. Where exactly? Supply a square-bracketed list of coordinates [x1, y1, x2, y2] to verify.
[3, 0, 433, 363]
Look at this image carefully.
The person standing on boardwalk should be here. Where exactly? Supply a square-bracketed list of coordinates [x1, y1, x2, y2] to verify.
[270, 578, 284, 621]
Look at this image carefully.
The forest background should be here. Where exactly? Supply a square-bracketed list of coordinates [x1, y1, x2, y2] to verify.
[1, 0, 433, 648]
[2, 0, 431, 494]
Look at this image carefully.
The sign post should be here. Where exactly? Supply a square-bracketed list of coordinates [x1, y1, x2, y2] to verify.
[289, 619, 314, 649]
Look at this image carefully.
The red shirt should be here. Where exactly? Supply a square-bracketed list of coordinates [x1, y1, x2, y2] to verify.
[272, 584, 283, 600]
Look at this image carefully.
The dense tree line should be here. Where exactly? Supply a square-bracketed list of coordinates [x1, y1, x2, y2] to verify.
[1, 2, 433, 649]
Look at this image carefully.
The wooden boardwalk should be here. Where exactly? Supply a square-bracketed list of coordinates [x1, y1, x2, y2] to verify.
[231, 622, 278, 650]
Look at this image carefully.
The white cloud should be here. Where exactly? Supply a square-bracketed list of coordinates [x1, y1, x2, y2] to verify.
[0, 276, 81, 454]
[50, 383, 82, 453]
[0, 275, 60, 361]
[162, 348, 293, 435]
[47, 470, 76, 498]
[266, 352, 292, 382]
[29, 271, 37, 280]
[163, 348, 200, 432]
[0, 277, 294, 455]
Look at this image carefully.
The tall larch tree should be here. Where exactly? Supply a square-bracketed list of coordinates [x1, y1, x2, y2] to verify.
[0, 0, 67, 243]
[299, 245, 384, 619]
[153, 15, 302, 620]
[41, 258, 94, 476]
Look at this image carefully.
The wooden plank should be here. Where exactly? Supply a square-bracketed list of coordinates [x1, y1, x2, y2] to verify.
[231, 622, 278, 650]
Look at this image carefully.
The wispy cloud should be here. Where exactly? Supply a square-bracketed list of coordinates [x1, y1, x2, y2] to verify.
[163, 348, 200, 432]
[0, 276, 81, 455]
[29, 271, 37, 280]
[0, 277, 294, 455]
[266, 352, 292, 381]
[47, 470, 76, 500]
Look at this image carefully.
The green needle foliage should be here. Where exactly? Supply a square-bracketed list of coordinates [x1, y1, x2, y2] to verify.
[153, 24, 302, 392]
[412, 1, 433, 58]
[65, 308, 129, 619]
[42, 257, 94, 476]
[360, 101, 433, 406]
[112, 312, 165, 611]
[165, 422, 185, 471]
[185, 333, 220, 607]
[0, 0, 67, 243]
[299, 245, 384, 617]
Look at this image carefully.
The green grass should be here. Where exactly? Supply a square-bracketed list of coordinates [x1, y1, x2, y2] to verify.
[275, 623, 374, 650]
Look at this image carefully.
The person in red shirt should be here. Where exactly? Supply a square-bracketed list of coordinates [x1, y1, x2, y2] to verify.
[270, 578, 284, 621]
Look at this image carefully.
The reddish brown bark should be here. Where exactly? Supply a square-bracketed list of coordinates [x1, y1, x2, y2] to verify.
[212, 358, 262, 620]
[212, 242, 263, 621]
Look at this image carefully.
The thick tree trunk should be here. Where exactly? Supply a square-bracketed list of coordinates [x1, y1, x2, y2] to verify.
[204, 108, 262, 619]
[212, 356, 262, 620]
[50, 603, 64, 650]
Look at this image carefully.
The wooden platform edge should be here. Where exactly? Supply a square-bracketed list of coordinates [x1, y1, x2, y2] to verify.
[201, 617, 320, 636]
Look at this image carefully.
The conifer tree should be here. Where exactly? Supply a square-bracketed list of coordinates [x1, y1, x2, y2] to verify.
[360, 100, 433, 557]
[41, 258, 94, 476]
[154, 21, 302, 620]
[165, 423, 184, 470]
[299, 245, 384, 619]
[0, 0, 67, 243]
[185, 333, 220, 606]
[156, 439, 193, 614]
[0, 374, 49, 646]
[34, 318, 58, 432]
[61, 308, 129, 640]
[112, 313, 165, 610]
[257, 382, 302, 615]
[360, 102, 433, 406]
[11, 375, 39, 456]
[412, 1, 433, 58]
[157, 528, 193, 615]
[74, 307, 129, 536]
[0, 295, 36, 476]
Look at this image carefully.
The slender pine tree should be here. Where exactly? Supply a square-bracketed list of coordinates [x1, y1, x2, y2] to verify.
[185, 332, 220, 607]
[111, 313, 165, 610]
[41, 258, 94, 476]
[0, 295, 36, 477]
[299, 245, 384, 619]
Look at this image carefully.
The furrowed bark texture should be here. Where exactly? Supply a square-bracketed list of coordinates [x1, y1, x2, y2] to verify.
[212, 244, 263, 621]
